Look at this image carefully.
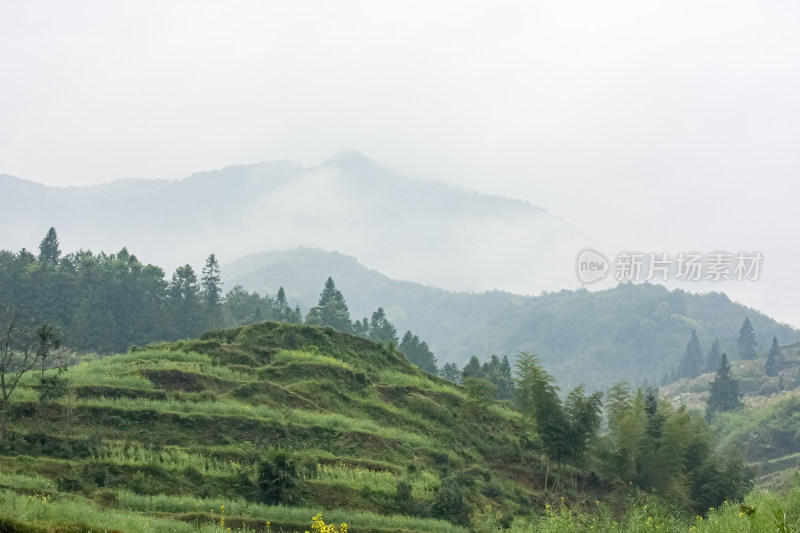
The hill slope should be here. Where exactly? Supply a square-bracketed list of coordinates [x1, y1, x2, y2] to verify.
[662, 341, 800, 488]
[0, 322, 537, 533]
[225, 248, 800, 392]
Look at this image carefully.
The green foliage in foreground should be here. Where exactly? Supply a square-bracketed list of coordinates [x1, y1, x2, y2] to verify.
[477, 485, 800, 533]
[0, 320, 781, 532]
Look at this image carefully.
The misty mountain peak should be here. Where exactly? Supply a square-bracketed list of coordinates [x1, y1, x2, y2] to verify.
[321, 150, 386, 176]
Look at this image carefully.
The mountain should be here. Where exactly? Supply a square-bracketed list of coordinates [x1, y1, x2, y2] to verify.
[225, 248, 800, 392]
[0, 322, 535, 532]
[0, 151, 590, 296]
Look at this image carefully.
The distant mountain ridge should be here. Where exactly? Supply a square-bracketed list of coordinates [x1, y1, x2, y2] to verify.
[0, 151, 589, 295]
[225, 247, 800, 392]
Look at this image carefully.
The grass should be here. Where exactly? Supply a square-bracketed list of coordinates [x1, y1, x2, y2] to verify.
[92, 442, 254, 477]
[273, 349, 353, 370]
[0, 488, 257, 532]
[115, 490, 470, 533]
[0, 471, 56, 493]
[378, 370, 463, 395]
[312, 463, 440, 500]
[66, 395, 437, 448]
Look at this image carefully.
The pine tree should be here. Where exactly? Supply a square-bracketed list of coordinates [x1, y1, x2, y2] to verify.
[201, 254, 223, 327]
[679, 330, 704, 379]
[765, 336, 782, 377]
[38, 227, 61, 265]
[737, 318, 757, 360]
[707, 353, 741, 418]
[705, 339, 722, 373]
[305, 277, 352, 333]
[275, 287, 291, 322]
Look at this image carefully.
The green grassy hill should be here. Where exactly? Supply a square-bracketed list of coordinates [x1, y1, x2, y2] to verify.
[662, 341, 800, 488]
[0, 322, 540, 533]
[225, 249, 800, 392]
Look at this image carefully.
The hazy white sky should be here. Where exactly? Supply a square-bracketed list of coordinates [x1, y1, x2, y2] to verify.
[2, 1, 800, 326]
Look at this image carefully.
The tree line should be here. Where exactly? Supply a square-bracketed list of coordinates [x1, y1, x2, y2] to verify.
[674, 317, 786, 381]
[509, 353, 752, 512]
[1, 228, 437, 372]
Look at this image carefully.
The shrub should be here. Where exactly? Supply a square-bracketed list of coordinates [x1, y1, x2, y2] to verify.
[257, 451, 298, 505]
[432, 476, 472, 527]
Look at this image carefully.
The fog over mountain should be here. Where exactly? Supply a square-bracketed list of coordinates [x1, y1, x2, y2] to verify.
[0, 151, 596, 296]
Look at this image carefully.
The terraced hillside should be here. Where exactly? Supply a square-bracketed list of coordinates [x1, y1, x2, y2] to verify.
[0, 322, 539, 532]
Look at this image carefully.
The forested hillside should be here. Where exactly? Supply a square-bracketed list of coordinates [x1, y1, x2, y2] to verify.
[6, 230, 798, 395]
[0, 229, 301, 354]
[227, 249, 800, 391]
[663, 339, 800, 489]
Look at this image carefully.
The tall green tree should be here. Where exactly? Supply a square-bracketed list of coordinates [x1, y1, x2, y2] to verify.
[737, 317, 757, 360]
[564, 385, 603, 464]
[513, 352, 568, 488]
[707, 353, 741, 417]
[223, 285, 267, 325]
[478, 355, 514, 400]
[605, 381, 632, 433]
[398, 331, 438, 374]
[352, 317, 369, 337]
[274, 287, 301, 323]
[167, 264, 201, 338]
[463, 377, 497, 414]
[705, 339, 722, 373]
[368, 307, 398, 344]
[38, 227, 61, 265]
[679, 329, 704, 379]
[201, 254, 223, 328]
[439, 362, 461, 384]
[765, 336, 783, 377]
[305, 277, 352, 333]
[461, 356, 483, 381]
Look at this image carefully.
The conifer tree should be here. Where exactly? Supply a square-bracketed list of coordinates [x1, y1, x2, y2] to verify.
[38, 227, 61, 265]
[679, 329, 703, 379]
[705, 339, 722, 373]
[765, 336, 782, 377]
[679, 329, 704, 379]
[201, 254, 223, 327]
[707, 353, 741, 418]
[305, 277, 352, 333]
[737, 318, 757, 360]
